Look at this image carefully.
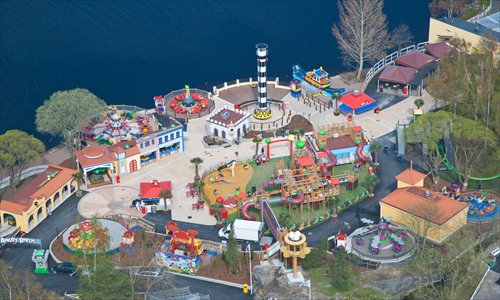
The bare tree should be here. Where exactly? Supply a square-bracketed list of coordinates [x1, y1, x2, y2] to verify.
[403, 199, 444, 253]
[388, 24, 414, 55]
[428, 0, 470, 18]
[332, 0, 389, 80]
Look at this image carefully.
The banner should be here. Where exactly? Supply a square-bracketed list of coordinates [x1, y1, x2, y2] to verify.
[0, 237, 41, 246]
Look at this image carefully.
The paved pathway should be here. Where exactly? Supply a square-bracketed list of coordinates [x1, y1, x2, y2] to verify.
[78, 186, 143, 218]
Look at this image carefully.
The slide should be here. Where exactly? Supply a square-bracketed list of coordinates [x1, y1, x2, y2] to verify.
[320, 165, 328, 177]
[291, 191, 305, 205]
[256, 178, 284, 194]
[218, 160, 236, 172]
[356, 142, 371, 163]
[321, 146, 337, 167]
[241, 201, 256, 221]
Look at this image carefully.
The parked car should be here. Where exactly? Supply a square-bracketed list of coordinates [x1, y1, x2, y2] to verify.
[52, 262, 77, 276]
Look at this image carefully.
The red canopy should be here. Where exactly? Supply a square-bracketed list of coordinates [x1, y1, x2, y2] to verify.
[424, 42, 453, 58]
[378, 65, 417, 85]
[394, 50, 436, 70]
[340, 91, 376, 110]
[140, 180, 172, 199]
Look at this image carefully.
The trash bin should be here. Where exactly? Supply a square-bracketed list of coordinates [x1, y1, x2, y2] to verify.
[151, 206, 157, 214]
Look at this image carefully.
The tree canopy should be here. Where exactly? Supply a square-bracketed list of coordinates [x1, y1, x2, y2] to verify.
[223, 228, 241, 274]
[78, 257, 133, 300]
[0, 130, 45, 188]
[35, 88, 107, 155]
[332, 0, 388, 80]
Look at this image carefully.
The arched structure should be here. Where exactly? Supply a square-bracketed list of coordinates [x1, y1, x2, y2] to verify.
[266, 139, 293, 160]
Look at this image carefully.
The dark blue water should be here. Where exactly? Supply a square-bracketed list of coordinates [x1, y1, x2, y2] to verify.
[0, 0, 430, 147]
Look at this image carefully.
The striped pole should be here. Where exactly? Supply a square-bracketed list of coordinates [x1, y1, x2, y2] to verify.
[253, 43, 272, 120]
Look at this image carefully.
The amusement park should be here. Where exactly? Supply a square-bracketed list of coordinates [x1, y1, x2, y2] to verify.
[1, 10, 499, 298]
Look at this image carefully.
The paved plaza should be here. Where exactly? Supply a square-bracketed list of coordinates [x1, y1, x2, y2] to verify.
[78, 81, 437, 226]
[78, 186, 143, 219]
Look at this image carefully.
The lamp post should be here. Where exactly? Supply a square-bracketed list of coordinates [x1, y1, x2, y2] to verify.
[333, 92, 341, 116]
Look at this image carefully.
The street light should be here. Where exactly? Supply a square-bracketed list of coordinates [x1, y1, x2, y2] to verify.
[333, 92, 341, 116]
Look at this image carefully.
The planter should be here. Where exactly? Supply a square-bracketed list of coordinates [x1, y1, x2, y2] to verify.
[334, 110, 340, 116]
[368, 193, 375, 198]
[76, 190, 83, 198]
[331, 214, 338, 221]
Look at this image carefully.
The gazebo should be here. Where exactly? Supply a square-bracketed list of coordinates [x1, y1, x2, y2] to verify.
[394, 50, 436, 70]
[377, 65, 417, 95]
[424, 41, 453, 59]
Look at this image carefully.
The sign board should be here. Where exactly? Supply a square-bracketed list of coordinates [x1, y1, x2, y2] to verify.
[0, 237, 42, 246]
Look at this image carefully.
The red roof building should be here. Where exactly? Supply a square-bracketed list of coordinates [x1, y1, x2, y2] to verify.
[339, 90, 377, 114]
[140, 180, 172, 199]
[394, 50, 436, 70]
[424, 42, 453, 59]
[378, 65, 417, 85]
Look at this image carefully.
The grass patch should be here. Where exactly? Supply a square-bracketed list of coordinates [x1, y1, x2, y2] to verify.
[346, 288, 386, 300]
[245, 156, 291, 191]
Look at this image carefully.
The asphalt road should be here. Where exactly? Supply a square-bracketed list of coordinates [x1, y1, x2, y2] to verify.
[0, 131, 422, 298]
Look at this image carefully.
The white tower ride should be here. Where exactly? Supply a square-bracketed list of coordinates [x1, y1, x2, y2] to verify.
[253, 43, 272, 120]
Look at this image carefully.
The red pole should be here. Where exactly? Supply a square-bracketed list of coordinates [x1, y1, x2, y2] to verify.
[267, 143, 271, 160]
[289, 141, 293, 156]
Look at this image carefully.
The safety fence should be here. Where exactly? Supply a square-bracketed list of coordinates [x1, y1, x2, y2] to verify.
[362, 41, 430, 91]
[212, 77, 290, 97]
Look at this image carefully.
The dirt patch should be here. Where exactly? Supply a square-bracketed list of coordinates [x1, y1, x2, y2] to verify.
[242, 115, 313, 139]
[196, 253, 259, 284]
[424, 176, 450, 191]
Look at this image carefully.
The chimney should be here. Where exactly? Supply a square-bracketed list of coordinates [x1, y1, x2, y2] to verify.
[153, 180, 159, 186]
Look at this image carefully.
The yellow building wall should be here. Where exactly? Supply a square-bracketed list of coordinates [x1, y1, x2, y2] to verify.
[396, 179, 424, 189]
[0, 179, 77, 233]
[429, 18, 484, 45]
[438, 208, 468, 243]
[380, 203, 441, 244]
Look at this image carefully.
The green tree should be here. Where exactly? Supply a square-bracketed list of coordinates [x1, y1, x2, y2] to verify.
[35, 88, 107, 156]
[253, 135, 263, 157]
[328, 251, 359, 289]
[405, 111, 453, 184]
[277, 211, 291, 228]
[369, 142, 383, 166]
[364, 175, 379, 196]
[160, 189, 172, 211]
[78, 257, 133, 300]
[223, 228, 241, 274]
[190, 157, 204, 181]
[414, 98, 425, 109]
[302, 239, 327, 270]
[0, 130, 45, 189]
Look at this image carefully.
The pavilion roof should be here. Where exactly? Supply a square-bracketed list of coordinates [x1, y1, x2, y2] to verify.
[378, 65, 417, 85]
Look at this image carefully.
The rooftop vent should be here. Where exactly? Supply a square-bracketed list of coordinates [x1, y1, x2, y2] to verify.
[352, 90, 361, 97]
[220, 110, 230, 120]
[424, 191, 431, 198]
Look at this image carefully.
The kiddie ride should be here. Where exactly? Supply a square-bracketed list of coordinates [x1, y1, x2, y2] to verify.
[167, 85, 209, 115]
[156, 221, 203, 274]
[292, 64, 345, 97]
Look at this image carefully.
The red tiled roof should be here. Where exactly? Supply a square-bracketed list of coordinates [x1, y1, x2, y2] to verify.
[378, 65, 417, 84]
[140, 180, 172, 199]
[340, 91, 376, 110]
[395, 168, 427, 185]
[394, 50, 436, 70]
[317, 152, 328, 159]
[0, 165, 77, 214]
[75, 146, 115, 168]
[108, 141, 140, 157]
[209, 108, 246, 126]
[380, 187, 468, 225]
[295, 157, 315, 167]
[424, 42, 453, 58]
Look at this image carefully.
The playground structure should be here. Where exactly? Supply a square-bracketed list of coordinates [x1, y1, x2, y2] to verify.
[292, 64, 345, 97]
[458, 191, 498, 221]
[82, 106, 156, 145]
[32, 249, 49, 274]
[308, 122, 371, 167]
[278, 228, 311, 278]
[157, 221, 203, 274]
[347, 218, 415, 264]
[167, 85, 209, 115]
[164, 221, 203, 257]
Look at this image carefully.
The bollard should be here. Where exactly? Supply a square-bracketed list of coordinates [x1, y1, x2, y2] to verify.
[243, 283, 249, 294]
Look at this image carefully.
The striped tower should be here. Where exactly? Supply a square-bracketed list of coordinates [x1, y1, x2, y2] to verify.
[253, 43, 272, 120]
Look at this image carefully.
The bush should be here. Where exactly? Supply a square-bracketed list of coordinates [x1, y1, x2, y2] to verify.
[302, 239, 327, 270]
[211, 259, 217, 269]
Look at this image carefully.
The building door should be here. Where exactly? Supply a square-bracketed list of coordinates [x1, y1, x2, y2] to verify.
[129, 160, 138, 172]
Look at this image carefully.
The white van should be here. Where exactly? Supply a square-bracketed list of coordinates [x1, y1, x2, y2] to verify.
[218, 219, 264, 243]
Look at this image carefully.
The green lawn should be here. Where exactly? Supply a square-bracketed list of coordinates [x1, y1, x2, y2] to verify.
[245, 156, 291, 191]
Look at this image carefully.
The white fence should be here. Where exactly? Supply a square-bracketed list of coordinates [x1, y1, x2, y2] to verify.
[362, 41, 430, 91]
[0, 165, 49, 190]
[467, 1, 493, 23]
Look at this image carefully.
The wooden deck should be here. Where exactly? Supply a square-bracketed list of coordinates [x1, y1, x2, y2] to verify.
[218, 85, 290, 105]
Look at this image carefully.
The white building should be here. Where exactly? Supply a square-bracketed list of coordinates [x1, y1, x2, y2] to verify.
[206, 105, 251, 142]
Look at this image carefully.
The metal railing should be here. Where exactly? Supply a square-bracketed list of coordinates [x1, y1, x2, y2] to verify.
[362, 41, 430, 91]
[0, 165, 48, 190]
[467, 1, 493, 23]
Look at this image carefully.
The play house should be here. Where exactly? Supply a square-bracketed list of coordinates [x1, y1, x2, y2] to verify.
[206, 105, 251, 142]
[308, 123, 371, 166]
[338, 90, 377, 115]
[75, 146, 117, 188]
[0, 165, 78, 235]
[138, 180, 172, 213]
[395, 167, 426, 188]
[380, 170, 468, 244]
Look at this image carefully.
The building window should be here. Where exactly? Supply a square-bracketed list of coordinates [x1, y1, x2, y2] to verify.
[152, 139, 155, 145]
[145, 141, 150, 147]
[170, 134, 174, 140]
[140, 143, 144, 149]
[159, 137, 163, 144]
[165, 135, 169, 142]
[176, 131, 180, 138]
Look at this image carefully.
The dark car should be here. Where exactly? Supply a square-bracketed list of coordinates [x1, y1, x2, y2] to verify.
[52, 262, 77, 276]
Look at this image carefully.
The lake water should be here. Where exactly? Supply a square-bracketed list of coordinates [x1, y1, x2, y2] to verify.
[0, 0, 430, 147]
